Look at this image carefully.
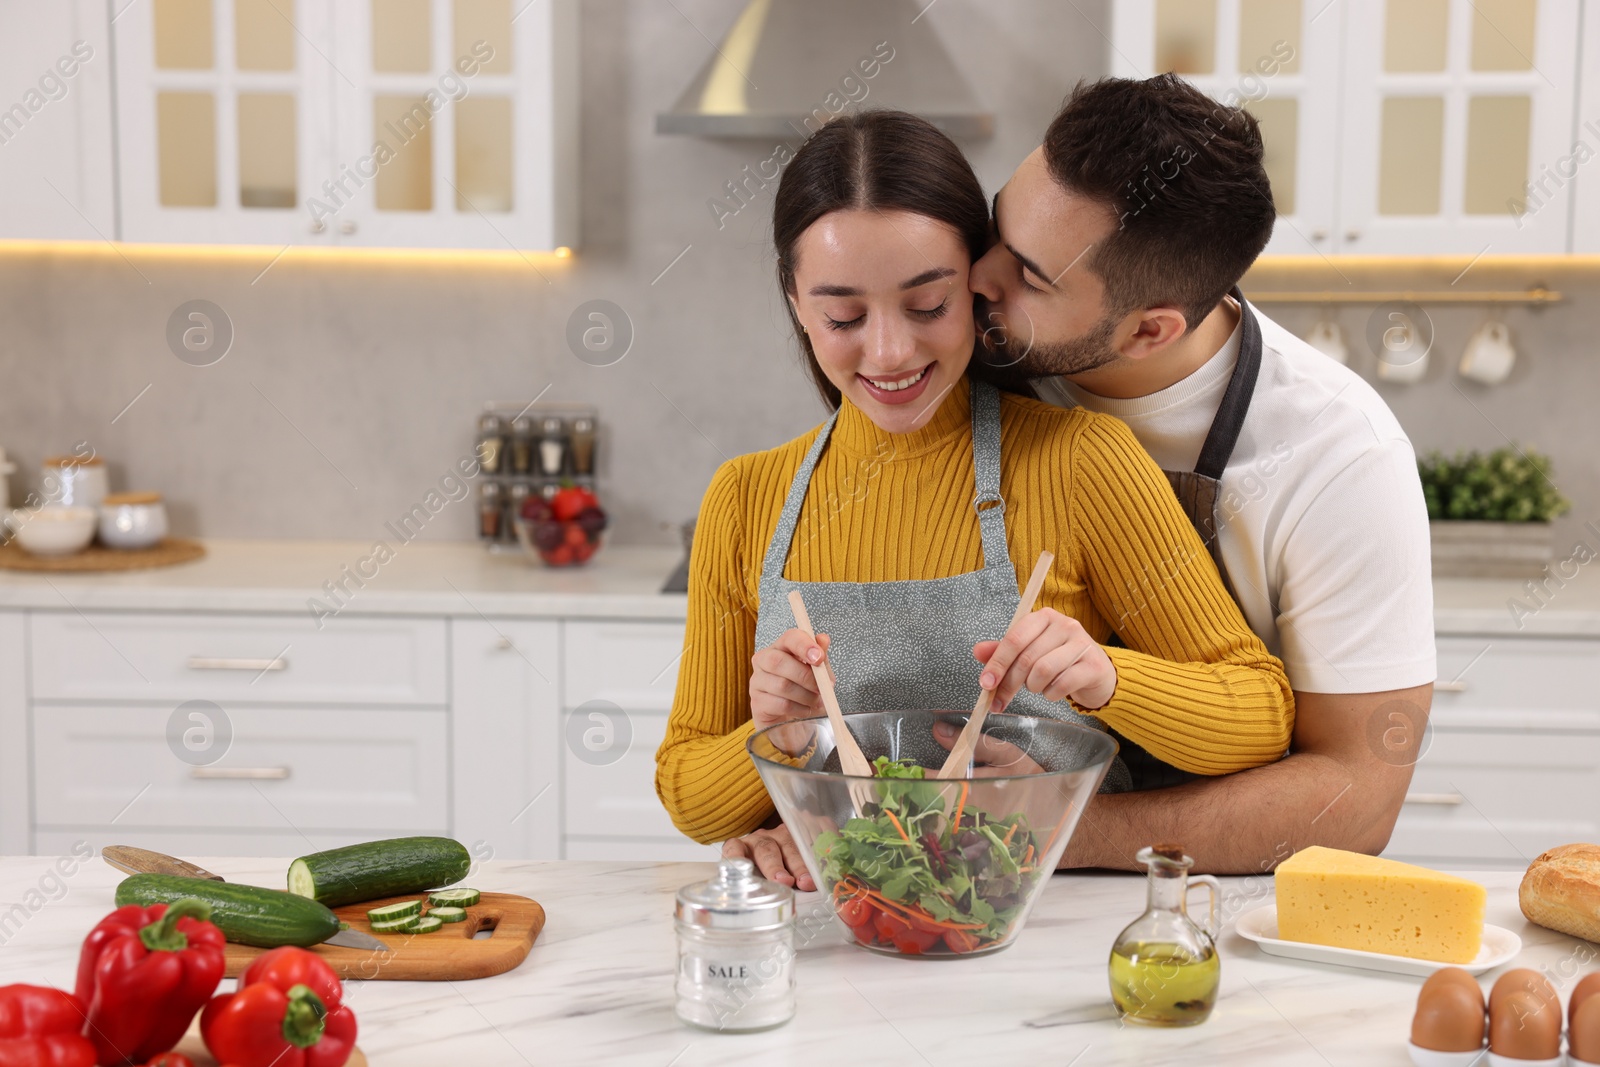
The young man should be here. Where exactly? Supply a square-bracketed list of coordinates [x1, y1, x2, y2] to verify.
[966, 74, 1436, 873]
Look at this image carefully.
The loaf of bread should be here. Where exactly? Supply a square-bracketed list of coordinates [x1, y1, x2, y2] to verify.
[1520, 843, 1600, 943]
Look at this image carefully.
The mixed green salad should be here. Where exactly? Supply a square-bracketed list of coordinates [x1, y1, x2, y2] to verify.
[813, 756, 1043, 955]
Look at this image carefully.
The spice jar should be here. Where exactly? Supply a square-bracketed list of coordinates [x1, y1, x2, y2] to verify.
[509, 415, 534, 476]
[477, 481, 503, 540]
[537, 417, 567, 477]
[476, 414, 505, 476]
[569, 416, 596, 476]
[675, 858, 795, 1033]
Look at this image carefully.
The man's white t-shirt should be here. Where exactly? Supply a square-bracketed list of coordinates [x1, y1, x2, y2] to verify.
[1040, 300, 1437, 695]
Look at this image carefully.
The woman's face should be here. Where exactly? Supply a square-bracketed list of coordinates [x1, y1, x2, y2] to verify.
[788, 209, 974, 434]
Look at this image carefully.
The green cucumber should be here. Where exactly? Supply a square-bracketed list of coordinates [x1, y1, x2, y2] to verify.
[404, 915, 444, 934]
[115, 874, 340, 948]
[427, 906, 468, 923]
[287, 837, 471, 908]
[370, 916, 418, 932]
[366, 899, 422, 924]
[427, 888, 480, 907]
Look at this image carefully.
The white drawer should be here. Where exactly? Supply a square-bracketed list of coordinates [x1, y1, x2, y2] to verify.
[1384, 728, 1600, 866]
[34, 829, 381, 859]
[33, 705, 449, 833]
[563, 837, 722, 862]
[564, 709, 684, 839]
[1434, 637, 1600, 729]
[31, 612, 447, 706]
[562, 620, 684, 710]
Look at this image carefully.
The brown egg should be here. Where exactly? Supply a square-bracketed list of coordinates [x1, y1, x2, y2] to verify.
[1572, 993, 1600, 1065]
[1574, 972, 1600, 1028]
[1489, 968, 1560, 1020]
[1489, 989, 1563, 1061]
[1412, 982, 1487, 1052]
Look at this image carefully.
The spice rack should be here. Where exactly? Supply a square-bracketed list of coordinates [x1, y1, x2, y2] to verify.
[474, 402, 598, 550]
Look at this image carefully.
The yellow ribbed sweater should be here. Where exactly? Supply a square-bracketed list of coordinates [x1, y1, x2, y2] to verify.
[656, 377, 1294, 844]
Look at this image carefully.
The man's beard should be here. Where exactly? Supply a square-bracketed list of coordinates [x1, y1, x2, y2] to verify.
[974, 298, 1122, 379]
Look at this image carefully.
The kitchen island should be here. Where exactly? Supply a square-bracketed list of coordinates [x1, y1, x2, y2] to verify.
[0, 857, 1587, 1066]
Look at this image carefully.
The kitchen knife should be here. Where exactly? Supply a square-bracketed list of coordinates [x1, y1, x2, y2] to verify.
[101, 845, 390, 951]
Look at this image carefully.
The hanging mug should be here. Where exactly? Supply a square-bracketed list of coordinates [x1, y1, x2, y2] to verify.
[1458, 321, 1516, 385]
[1305, 319, 1349, 364]
[1369, 302, 1432, 384]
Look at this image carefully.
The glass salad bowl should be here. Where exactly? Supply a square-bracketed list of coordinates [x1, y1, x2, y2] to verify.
[748, 710, 1117, 958]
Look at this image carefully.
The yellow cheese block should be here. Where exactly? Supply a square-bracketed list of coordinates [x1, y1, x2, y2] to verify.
[1274, 846, 1486, 963]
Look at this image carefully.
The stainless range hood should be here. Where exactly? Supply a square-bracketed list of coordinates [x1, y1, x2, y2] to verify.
[656, 0, 993, 139]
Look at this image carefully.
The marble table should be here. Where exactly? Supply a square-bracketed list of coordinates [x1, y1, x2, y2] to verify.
[0, 857, 1587, 1066]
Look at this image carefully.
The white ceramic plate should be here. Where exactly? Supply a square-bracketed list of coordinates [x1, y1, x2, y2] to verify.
[1234, 903, 1521, 976]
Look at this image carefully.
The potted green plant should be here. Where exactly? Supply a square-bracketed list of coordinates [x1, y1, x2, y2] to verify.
[1419, 447, 1570, 578]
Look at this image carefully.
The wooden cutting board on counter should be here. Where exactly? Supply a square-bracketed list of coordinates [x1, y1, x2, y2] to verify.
[224, 892, 546, 981]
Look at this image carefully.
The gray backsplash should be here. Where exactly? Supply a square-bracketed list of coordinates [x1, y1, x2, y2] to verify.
[1, 0, 1594, 556]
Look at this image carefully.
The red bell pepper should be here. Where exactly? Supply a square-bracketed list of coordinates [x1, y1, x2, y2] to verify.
[0, 984, 96, 1067]
[200, 948, 356, 1067]
[75, 899, 225, 1067]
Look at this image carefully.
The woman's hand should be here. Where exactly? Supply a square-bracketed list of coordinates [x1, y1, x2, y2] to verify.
[749, 628, 833, 731]
[722, 823, 816, 891]
[973, 608, 1117, 711]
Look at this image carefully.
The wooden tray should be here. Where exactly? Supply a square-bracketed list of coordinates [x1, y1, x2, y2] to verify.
[0, 537, 205, 572]
[223, 892, 546, 981]
[175, 1018, 366, 1066]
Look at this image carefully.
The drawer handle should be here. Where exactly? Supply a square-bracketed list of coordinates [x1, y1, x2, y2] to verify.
[190, 766, 291, 781]
[187, 656, 288, 672]
[1404, 792, 1464, 806]
[1433, 680, 1468, 693]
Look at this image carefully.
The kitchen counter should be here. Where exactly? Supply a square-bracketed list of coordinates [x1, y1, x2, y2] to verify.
[0, 856, 1587, 1066]
[0, 536, 1597, 635]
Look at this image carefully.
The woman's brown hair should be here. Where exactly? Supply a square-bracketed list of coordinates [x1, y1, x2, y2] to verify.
[773, 109, 1035, 410]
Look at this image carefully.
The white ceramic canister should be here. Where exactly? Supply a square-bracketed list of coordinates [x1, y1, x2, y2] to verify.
[43, 454, 108, 509]
[98, 491, 168, 549]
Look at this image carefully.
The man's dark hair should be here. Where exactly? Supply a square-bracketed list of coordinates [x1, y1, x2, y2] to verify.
[1041, 74, 1276, 332]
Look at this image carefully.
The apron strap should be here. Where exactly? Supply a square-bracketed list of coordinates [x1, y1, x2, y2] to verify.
[969, 380, 1010, 574]
[1192, 286, 1263, 482]
[759, 408, 841, 581]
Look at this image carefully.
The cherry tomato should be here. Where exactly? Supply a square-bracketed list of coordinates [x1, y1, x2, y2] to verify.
[873, 910, 940, 954]
[551, 487, 599, 521]
[942, 929, 981, 954]
[836, 896, 873, 928]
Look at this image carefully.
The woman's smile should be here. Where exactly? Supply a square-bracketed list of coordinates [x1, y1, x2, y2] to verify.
[857, 362, 936, 405]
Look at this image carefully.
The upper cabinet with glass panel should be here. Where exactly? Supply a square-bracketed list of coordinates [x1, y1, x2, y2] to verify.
[111, 0, 577, 249]
[1111, 0, 1581, 254]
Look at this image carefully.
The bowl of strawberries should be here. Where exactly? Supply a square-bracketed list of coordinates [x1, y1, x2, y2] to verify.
[515, 484, 609, 567]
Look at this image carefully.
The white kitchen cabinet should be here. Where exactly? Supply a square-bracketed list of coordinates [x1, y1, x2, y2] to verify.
[0, 612, 26, 854]
[1112, 0, 1582, 254]
[0, 0, 116, 241]
[1572, 3, 1600, 252]
[109, 0, 577, 249]
[30, 611, 447, 706]
[450, 618, 561, 861]
[1384, 636, 1600, 869]
[33, 829, 380, 858]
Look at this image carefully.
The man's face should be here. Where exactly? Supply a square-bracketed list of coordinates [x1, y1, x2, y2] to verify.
[970, 147, 1125, 378]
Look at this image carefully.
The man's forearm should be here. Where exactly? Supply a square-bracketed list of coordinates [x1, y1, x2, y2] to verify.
[1062, 750, 1403, 874]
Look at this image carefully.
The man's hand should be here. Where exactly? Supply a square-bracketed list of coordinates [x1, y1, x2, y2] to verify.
[749, 629, 834, 730]
[722, 823, 816, 891]
[973, 608, 1117, 711]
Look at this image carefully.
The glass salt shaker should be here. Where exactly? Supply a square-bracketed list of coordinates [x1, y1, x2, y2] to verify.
[675, 858, 795, 1033]
[1108, 844, 1221, 1027]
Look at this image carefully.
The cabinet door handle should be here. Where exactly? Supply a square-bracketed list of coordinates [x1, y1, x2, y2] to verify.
[190, 766, 291, 780]
[1404, 792, 1464, 806]
[187, 656, 288, 672]
[1433, 680, 1468, 693]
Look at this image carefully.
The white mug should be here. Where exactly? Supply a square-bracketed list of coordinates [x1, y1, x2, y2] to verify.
[1305, 320, 1349, 364]
[1375, 308, 1430, 384]
[1458, 321, 1516, 385]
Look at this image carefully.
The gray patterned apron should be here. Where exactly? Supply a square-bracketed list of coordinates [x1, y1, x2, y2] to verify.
[752, 378, 1131, 792]
[1112, 287, 1264, 790]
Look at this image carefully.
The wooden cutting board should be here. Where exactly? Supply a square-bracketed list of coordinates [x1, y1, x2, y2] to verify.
[223, 892, 546, 981]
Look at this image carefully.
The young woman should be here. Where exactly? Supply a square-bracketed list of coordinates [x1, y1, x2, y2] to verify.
[655, 111, 1293, 885]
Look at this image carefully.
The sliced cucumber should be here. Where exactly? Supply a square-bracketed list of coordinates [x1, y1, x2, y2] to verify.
[287, 837, 472, 908]
[428, 906, 468, 923]
[404, 915, 444, 934]
[116, 874, 340, 948]
[370, 915, 420, 932]
[427, 888, 480, 907]
[366, 899, 422, 924]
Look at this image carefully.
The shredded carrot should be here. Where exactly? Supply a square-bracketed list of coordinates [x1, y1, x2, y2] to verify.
[952, 781, 968, 828]
[1023, 844, 1035, 867]
[884, 809, 913, 846]
[833, 878, 986, 931]
[1002, 822, 1019, 846]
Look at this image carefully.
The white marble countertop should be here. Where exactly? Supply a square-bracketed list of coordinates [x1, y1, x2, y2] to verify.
[1, 537, 1598, 636]
[0, 856, 1586, 1066]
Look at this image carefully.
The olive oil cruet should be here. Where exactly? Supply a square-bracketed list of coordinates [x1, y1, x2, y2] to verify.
[1108, 844, 1222, 1027]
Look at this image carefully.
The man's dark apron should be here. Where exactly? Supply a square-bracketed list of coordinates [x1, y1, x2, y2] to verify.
[1112, 287, 1264, 790]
